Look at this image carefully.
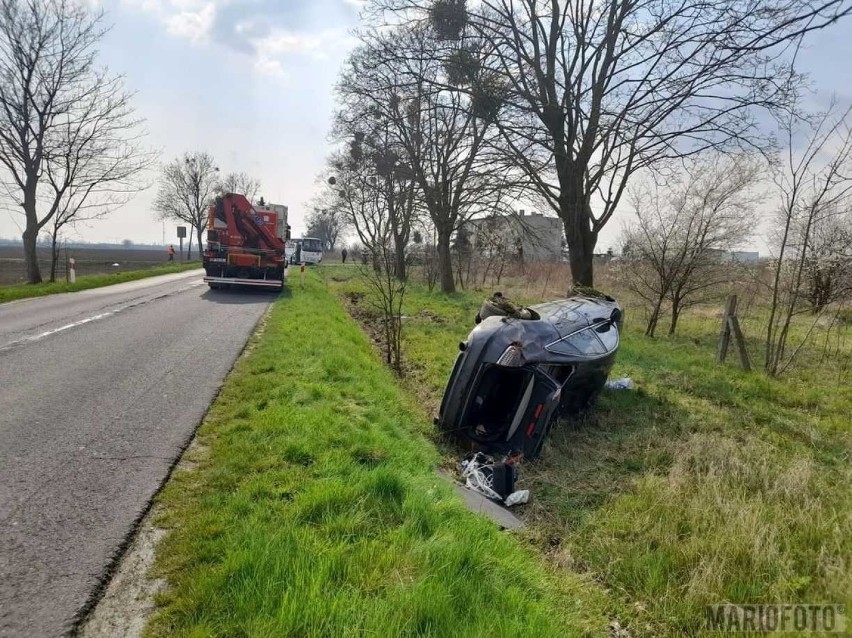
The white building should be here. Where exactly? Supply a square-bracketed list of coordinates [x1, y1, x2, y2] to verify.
[467, 211, 563, 262]
[730, 251, 759, 263]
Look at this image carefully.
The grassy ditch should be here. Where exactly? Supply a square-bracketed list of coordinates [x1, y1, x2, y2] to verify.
[146, 274, 609, 637]
[326, 265, 852, 637]
[0, 262, 202, 304]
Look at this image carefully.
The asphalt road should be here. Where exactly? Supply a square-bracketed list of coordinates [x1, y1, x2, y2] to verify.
[0, 270, 276, 637]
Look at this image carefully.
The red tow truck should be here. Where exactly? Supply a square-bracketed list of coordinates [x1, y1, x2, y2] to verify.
[202, 193, 290, 291]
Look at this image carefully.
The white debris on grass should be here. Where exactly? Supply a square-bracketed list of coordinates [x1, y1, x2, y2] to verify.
[605, 377, 634, 390]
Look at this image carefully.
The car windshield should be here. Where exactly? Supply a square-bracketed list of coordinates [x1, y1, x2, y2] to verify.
[546, 326, 610, 357]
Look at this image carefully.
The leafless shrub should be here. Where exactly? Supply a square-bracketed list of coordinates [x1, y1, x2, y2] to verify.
[619, 155, 761, 337]
[765, 104, 852, 376]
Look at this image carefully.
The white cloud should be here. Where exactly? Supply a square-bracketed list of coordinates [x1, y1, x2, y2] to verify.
[253, 54, 285, 78]
[122, 0, 358, 77]
[258, 28, 354, 57]
[164, 3, 215, 43]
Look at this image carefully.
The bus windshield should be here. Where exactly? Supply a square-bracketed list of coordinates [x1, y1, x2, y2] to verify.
[302, 238, 323, 253]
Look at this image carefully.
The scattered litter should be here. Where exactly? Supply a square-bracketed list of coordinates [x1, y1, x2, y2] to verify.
[461, 452, 528, 506]
[605, 377, 634, 390]
[504, 490, 530, 507]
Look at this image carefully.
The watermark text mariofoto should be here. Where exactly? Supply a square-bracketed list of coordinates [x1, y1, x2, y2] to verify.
[705, 604, 845, 633]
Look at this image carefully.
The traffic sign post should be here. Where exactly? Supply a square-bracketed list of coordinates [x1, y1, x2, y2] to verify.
[177, 226, 186, 261]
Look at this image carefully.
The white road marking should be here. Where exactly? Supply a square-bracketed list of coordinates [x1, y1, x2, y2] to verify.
[0, 281, 205, 352]
[32, 312, 116, 340]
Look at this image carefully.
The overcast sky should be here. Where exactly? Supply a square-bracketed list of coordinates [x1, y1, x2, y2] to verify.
[0, 0, 849, 252]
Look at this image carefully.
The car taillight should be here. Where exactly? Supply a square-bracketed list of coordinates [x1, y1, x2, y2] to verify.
[496, 344, 524, 367]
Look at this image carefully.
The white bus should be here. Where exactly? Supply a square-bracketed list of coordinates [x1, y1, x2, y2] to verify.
[289, 237, 323, 265]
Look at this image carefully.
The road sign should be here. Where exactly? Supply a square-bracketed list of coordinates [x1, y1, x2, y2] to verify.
[177, 226, 187, 238]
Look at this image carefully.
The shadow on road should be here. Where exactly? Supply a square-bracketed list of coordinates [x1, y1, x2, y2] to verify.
[201, 286, 291, 304]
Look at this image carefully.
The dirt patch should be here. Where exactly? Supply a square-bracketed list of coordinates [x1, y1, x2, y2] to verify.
[343, 291, 366, 305]
[415, 309, 445, 323]
[340, 291, 383, 341]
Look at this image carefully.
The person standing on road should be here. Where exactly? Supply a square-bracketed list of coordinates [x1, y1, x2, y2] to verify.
[167, 245, 175, 262]
[341, 247, 348, 264]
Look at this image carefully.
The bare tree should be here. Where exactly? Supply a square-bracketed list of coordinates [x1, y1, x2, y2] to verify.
[0, 0, 152, 283]
[620, 155, 760, 336]
[404, 0, 852, 288]
[218, 171, 261, 203]
[413, 219, 441, 290]
[473, 216, 515, 287]
[332, 151, 407, 371]
[329, 118, 418, 280]
[43, 163, 150, 281]
[337, 26, 511, 292]
[765, 105, 852, 375]
[154, 152, 220, 260]
[304, 206, 347, 252]
[334, 43, 425, 280]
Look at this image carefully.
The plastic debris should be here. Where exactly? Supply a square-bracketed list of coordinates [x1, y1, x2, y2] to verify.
[504, 490, 530, 507]
[605, 377, 634, 390]
[461, 452, 517, 503]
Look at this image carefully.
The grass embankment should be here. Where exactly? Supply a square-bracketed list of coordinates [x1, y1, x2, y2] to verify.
[0, 262, 201, 304]
[146, 275, 609, 637]
[326, 265, 852, 637]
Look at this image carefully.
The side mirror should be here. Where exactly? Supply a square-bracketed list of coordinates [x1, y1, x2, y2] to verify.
[286, 226, 292, 240]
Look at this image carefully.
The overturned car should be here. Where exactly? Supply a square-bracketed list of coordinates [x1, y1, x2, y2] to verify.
[437, 294, 622, 459]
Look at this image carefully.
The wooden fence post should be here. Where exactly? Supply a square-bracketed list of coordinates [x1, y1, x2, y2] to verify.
[717, 294, 751, 371]
[716, 295, 737, 363]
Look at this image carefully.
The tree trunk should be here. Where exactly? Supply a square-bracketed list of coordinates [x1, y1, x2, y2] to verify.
[49, 232, 59, 283]
[562, 214, 597, 289]
[669, 300, 681, 335]
[393, 235, 407, 281]
[196, 225, 204, 262]
[645, 297, 664, 337]
[437, 227, 455, 293]
[22, 227, 42, 284]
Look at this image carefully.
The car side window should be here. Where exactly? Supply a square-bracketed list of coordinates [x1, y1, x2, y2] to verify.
[595, 322, 619, 352]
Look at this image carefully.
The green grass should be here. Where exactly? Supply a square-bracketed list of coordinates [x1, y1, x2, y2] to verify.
[0, 262, 201, 303]
[146, 273, 610, 637]
[325, 265, 852, 637]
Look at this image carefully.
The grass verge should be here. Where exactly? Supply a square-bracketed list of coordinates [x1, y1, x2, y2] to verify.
[325, 265, 852, 637]
[0, 262, 201, 304]
[146, 274, 610, 637]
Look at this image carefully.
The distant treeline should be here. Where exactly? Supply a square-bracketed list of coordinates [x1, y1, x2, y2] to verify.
[0, 239, 164, 251]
